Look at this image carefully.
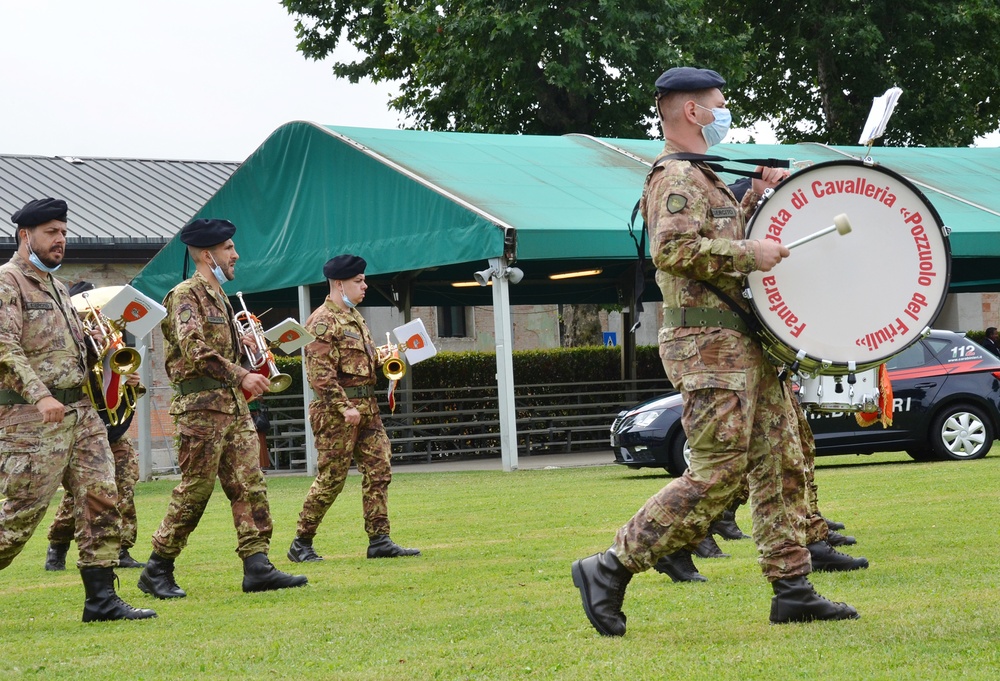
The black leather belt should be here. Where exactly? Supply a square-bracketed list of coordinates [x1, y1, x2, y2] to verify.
[343, 385, 375, 399]
[0, 387, 84, 405]
[176, 377, 228, 396]
[662, 307, 749, 334]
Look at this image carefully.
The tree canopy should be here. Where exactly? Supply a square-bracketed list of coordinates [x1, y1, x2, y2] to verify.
[720, 0, 1000, 146]
[281, 0, 744, 137]
[283, 0, 1000, 146]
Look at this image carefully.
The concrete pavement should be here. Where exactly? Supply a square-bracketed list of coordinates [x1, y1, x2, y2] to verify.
[381, 448, 618, 474]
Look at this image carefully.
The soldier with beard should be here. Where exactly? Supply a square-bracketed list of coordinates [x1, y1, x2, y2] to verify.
[0, 198, 155, 622]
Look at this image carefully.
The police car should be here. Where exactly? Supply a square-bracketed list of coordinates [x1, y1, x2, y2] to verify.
[610, 330, 1000, 476]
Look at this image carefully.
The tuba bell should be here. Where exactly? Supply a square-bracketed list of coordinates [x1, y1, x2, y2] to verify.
[71, 287, 144, 427]
[233, 291, 293, 397]
[78, 291, 143, 375]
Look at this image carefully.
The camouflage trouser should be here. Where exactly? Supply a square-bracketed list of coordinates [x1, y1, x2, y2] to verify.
[613, 330, 812, 582]
[797, 404, 830, 545]
[297, 397, 392, 539]
[150, 410, 272, 560]
[0, 401, 120, 570]
[48, 435, 140, 549]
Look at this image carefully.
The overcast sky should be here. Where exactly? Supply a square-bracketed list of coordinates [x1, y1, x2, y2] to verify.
[3, 1, 996, 162]
[0, 0, 403, 162]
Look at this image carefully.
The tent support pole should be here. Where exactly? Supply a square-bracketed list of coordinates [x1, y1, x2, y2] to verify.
[299, 284, 317, 475]
[137, 335, 153, 481]
[490, 257, 519, 471]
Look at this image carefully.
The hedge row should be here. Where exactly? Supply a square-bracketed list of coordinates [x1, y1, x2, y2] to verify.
[272, 345, 668, 395]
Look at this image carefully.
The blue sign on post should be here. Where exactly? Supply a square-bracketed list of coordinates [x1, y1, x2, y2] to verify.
[603, 332, 617, 347]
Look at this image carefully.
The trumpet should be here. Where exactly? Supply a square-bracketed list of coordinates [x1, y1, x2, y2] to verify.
[376, 334, 407, 381]
[233, 291, 293, 396]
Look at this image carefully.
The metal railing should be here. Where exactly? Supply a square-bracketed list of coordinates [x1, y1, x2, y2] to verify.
[258, 378, 673, 469]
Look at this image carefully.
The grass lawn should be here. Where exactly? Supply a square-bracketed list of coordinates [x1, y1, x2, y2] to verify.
[2, 448, 999, 680]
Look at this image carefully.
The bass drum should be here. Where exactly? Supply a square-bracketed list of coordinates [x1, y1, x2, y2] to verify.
[745, 160, 951, 376]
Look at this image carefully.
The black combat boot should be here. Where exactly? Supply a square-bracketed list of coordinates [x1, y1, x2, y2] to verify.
[118, 548, 146, 569]
[242, 553, 308, 593]
[81, 567, 157, 622]
[137, 552, 187, 599]
[287, 536, 323, 563]
[827, 530, 857, 546]
[807, 541, 869, 572]
[367, 534, 421, 558]
[45, 542, 70, 571]
[571, 549, 633, 637]
[694, 534, 731, 559]
[653, 549, 708, 583]
[825, 517, 846, 531]
[770, 575, 860, 623]
[710, 509, 751, 541]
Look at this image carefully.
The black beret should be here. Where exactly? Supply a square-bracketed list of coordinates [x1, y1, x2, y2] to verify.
[180, 218, 237, 247]
[68, 280, 96, 297]
[10, 198, 68, 227]
[323, 254, 367, 280]
[655, 67, 726, 95]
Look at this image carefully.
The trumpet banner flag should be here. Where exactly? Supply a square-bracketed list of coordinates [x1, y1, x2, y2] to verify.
[101, 354, 123, 412]
[392, 318, 437, 364]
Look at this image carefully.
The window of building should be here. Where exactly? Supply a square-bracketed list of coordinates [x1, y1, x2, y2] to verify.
[438, 306, 469, 337]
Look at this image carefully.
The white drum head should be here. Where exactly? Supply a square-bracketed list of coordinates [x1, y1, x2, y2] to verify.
[746, 160, 950, 374]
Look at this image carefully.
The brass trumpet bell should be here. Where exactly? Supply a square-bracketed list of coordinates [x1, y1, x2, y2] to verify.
[268, 371, 293, 394]
[110, 346, 142, 375]
[383, 357, 406, 381]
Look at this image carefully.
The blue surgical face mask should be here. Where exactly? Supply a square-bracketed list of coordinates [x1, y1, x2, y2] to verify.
[25, 234, 61, 273]
[696, 104, 732, 148]
[208, 252, 228, 286]
[339, 283, 357, 309]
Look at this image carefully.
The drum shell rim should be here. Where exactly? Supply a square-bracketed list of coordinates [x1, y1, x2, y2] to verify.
[745, 159, 953, 375]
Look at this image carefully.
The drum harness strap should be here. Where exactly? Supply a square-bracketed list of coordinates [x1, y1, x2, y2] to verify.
[630, 153, 786, 338]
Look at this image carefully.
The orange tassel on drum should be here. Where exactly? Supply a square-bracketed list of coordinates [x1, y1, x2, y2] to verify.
[855, 364, 893, 428]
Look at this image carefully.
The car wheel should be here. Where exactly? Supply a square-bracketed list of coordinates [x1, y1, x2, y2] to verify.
[665, 431, 690, 477]
[929, 403, 995, 461]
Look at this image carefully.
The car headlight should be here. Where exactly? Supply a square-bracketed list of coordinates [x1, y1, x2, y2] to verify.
[631, 409, 665, 429]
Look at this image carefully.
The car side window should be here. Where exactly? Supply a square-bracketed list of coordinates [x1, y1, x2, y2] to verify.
[886, 342, 928, 370]
[923, 337, 954, 360]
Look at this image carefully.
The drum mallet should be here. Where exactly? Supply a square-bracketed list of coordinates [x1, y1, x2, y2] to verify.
[785, 214, 852, 249]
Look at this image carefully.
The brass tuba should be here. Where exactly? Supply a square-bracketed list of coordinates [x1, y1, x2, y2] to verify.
[233, 292, 293, 395]
[71, 287, 143, 426]
[376, 333, 407, 381]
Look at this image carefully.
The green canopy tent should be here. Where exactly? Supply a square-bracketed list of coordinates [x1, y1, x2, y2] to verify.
[132, 123, 1000, 472]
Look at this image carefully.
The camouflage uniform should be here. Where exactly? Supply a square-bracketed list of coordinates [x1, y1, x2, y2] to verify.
[295, 298, 393, 540]
[796, 403, 829, 545]
[48, 426, 141, 551]
[612, 142, 813, 582]
[149, 271, 272, 560]
[0, 253, 120, 570]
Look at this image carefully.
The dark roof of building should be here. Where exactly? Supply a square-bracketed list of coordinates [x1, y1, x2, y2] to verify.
[0, 154, 238, 255]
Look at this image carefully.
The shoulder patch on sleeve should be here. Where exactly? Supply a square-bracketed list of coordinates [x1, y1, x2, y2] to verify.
[313, 322, 328, 336]
[179, 308, 192, 323]
[666, 194, 688, 214]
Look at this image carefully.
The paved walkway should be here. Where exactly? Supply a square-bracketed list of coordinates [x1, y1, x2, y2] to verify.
[388, 449, 617, 473]
[247, 449, 618, 480]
